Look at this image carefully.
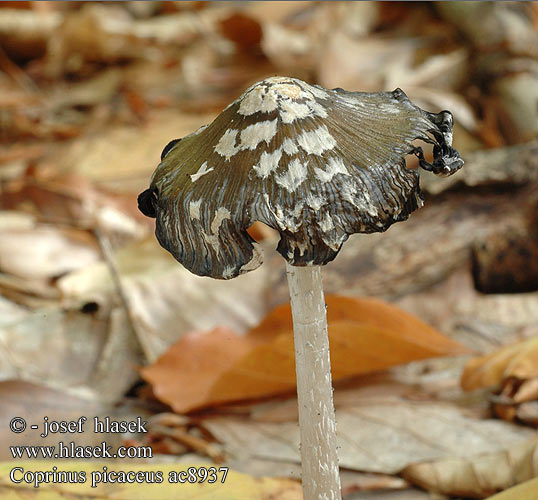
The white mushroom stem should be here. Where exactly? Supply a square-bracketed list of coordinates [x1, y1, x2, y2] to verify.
[285, 262, 342, 500]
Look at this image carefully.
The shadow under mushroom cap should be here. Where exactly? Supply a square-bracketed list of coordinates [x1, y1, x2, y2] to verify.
[138, 77, 463, 279]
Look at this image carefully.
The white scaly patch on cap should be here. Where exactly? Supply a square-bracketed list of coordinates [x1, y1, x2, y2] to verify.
[189, 199, 202, 219]
[280, 100, 312, 124]
[264, 194, 301, 232]
[276, 158, 308, 192]
[253, 148, 283, 178]
[282, 138, 299, 155]
[314, 156, 349, 182]
[238, 86, 279, 116]
[210, 207, 231, 234]
[288, 239, 309, 257]
[221, 266, 235, 279]
[306, 193, 324, 211]
[238, 86, 265, 116]
[319, 211, 335, 232]
[239, 242, 263, 274]
[340, 182, 378, 217]
[190, 161, 214, 182]
[237, 77, 327, 123]
[269, 82, 303, 99]
[297, 125, 337, 156]
[214, 129, 240, 160]
[308, 100, 328, 119]
[290, 201, 304, 219]
[201, 207, 231, 252]
[239, 119, 278, 150]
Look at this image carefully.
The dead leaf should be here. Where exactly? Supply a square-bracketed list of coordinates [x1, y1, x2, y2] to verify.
[244, 1, 315, 25]
[0, 460, 302, 500]
[147, 413, 225, 462]
[143, 327, 256, 414]
[141, 295, 469, 413]
[0, 380, 121, 460]
[402, 437, 538, 499]
[58, 237, 270, 361]
[203, 390, 535, 475]
[50, 110, 215, 193]
[219, 13, 262, 51]
[435, 2, 538, 57]
[317, 33, 418, 92]
[462, 336, 538, 427]
[0, 304, 141, 403]
[0, 216, 99, 281]
[472, 218, 538, 294]
[486, 477, 538, 500]
[1, 170, 146, 242]
[461, 336, 538, 392]
[494, 70, 538, 143]
[260, 23, 314, 74]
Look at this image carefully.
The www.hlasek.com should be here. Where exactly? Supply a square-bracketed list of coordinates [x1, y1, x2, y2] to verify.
[10, 441, 152, 460]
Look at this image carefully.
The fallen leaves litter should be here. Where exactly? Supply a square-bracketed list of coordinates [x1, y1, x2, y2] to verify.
[0, 380, 115, 461]
[0, 223, 99, 280]
[2, 3, 537, 499]
[462, 335, 538, 426]
[203, 391, 535, 475]
[142, 295, 469, 413]
[461, 336, 538, 392]
[0, 305, 141, 404]
[0, 460, 302, 500]
[402, 436, 538, 499]
[58, 237, 270, 361]
[486, 476, 538, 500]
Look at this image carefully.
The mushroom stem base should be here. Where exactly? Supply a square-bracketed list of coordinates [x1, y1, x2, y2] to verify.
[285, 262, 342, 500]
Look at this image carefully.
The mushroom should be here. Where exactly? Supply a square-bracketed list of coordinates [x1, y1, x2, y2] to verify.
[138, 77, 463, 500]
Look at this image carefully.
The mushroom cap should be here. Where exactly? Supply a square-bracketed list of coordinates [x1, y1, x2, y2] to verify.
[139, 77, 463, 279]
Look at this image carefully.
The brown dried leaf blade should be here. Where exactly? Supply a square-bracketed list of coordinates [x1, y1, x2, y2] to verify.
[142, 295, 468, 412]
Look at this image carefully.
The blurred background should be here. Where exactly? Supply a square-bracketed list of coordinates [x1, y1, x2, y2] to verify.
[0, 2, 537, 499]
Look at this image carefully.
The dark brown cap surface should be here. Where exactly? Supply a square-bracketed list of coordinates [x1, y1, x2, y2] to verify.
[139, 77, 463, 279]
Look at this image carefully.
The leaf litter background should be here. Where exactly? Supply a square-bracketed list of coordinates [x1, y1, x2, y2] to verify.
[0, 2, 537, 499]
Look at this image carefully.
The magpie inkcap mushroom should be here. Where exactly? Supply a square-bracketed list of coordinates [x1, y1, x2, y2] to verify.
[138, 77, 463, 279]
[138, 76, 464, 500]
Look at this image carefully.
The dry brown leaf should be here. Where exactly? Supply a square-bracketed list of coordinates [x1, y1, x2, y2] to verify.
[0, 304, 141, 403]
[462, 336, 538, 392]
[219, 13, 262, 51]
[50, 110, 215, 193]
[317, 33, 418, 92]
[435, 2, 538, 57]
[1, 170, 146, 241]
[203, 389, 535, 475]
[493, 70, 538, 143]
[462, 336, 538, 426]
[0, 223, 99, 280]
[244, 1, 315, 25]
[58, 237, 270, 361]
[143, 327, 256, 414]
[403, 437, 538, 499]
[0, 380, 121, 460]
[141, 295, 469, 413]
